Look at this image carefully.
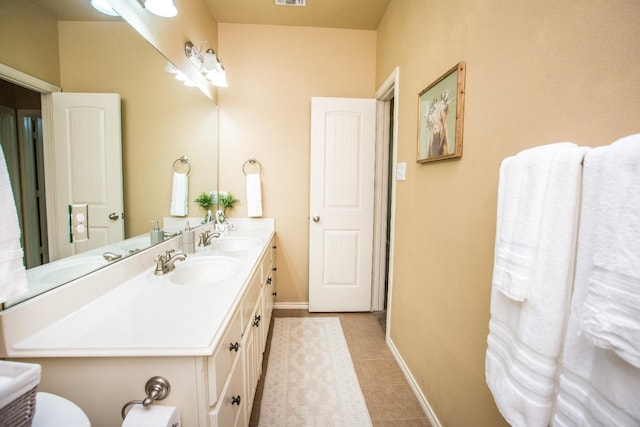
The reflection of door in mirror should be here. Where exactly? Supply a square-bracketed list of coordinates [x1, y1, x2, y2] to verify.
[0, 82, 125, 266]
[48, 92, 124, 260]
[0, 80, 49, 269]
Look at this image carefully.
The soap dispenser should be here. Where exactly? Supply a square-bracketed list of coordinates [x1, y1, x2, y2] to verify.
[181, 221, 195, 254]
[150, 220, 164, 245]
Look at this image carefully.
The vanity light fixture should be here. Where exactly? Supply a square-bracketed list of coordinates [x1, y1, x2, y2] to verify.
[185, 41, 229, 87]
[90, 0, 119, 16]
[136, 0, 178, 17]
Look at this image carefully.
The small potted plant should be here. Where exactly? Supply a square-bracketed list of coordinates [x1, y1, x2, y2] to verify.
[217, 192, 239, 216]
[194, 192, 215, 222]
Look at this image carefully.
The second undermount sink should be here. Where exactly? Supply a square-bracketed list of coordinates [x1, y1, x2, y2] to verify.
[168, 256, 242, 286]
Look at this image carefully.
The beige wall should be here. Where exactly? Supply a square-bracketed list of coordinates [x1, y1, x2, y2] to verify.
[376, 0, 640, 425]
[0, 0, 60, 85]
[218, 24, 377, 302]
[58, 22, 218, 237]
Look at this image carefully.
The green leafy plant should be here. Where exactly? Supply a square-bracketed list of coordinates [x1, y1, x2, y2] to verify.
[194, 192, 215, 210]
[218, 192, 239, 214]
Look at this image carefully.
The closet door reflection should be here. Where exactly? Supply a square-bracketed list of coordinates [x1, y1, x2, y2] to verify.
[0, 96, 48, 269]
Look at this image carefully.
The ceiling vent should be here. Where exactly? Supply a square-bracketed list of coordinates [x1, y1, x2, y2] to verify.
[275, 0, 306, 6]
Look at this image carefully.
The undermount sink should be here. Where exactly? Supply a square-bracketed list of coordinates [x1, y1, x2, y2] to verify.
[168, 256, 242, 286]
[208, 237, 262, 254]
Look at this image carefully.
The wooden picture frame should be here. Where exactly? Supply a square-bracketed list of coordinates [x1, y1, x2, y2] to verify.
[417, 62, 466, 163]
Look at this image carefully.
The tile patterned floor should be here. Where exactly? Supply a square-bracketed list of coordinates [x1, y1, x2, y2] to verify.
[250, 310, 431, 426]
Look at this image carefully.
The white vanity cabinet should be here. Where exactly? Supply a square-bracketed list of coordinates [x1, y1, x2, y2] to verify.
[0, 222, 277, 427]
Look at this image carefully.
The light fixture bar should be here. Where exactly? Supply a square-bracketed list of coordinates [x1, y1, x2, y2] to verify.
[184, 40, 228, 88]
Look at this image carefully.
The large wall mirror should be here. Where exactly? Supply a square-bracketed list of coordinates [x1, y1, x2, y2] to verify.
[0, 0, 219, 307]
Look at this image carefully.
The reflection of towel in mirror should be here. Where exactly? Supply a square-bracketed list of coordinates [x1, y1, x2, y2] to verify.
[0, 146, 27, 303]
[246, 173, 262, 217]
[170, 172, 188, 217]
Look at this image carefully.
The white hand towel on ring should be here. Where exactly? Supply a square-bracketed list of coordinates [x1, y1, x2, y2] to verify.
[170, 172, 188, 217]
[246, 173, 262, 217]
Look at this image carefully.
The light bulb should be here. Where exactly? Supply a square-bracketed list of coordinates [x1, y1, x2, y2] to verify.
[164, 62, 179, 74]
[211, 68, 228, 88]
[145, 0, 177, 17]
[91, 0, 119, 16]
[203, 49, 218, 71]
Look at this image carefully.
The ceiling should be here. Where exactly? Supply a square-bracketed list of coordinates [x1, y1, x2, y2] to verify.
[205, 0, 391, 30]
[30, 0, 390, 30]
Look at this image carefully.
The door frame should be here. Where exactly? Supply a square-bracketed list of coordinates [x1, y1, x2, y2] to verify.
[372, 67, 399, 334]
[0, 63, 62, 259]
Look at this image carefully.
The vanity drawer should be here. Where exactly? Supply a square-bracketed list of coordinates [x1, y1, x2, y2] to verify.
[208, 309, 242, 407]
[209, 355, 245, 427]
[241, 273, 261, 333]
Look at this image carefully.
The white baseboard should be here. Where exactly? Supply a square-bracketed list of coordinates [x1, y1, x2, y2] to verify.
[274, 302, 309, 310]
[386, 337, 443, 427]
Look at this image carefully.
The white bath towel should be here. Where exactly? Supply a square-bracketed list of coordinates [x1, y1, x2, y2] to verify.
[246, 173, 262, 217]
[578, 134, 640, 369]
[552, 138, 640, 426]
[170, 172, 188, 217]
[486, 144, 588, 427]
[492, 142, 578, 301]
[0, 146, 27, 304]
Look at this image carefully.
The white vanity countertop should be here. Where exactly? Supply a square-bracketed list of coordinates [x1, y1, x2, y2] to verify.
[1, 219, 275, 358]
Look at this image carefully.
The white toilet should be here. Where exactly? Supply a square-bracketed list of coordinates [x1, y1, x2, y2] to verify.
[32, 392, 91, 427]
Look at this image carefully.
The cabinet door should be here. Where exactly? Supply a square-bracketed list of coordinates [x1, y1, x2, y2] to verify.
[208, 309, 242, 406]
[244, 293, 263, 413]
[261, 268, 274, 353]
[241, 272, 261, 334]
[209, 355, 245, 427]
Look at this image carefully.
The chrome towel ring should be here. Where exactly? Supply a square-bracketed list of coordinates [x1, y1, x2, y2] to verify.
[242, 156, 262, 175]
[172, 156, 191, 175]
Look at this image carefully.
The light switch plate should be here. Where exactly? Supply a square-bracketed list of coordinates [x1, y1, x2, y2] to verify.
[69, 204, 89, 242]
[396, 162, 406, 181]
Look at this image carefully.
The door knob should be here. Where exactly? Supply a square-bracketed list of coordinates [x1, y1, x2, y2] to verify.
[312, 216, 320, 223]
[108, 212, 120, 220]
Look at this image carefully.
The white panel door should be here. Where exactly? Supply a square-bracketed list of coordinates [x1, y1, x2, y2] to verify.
[50, 92, 124, 258]
[309, 97, 376, 312]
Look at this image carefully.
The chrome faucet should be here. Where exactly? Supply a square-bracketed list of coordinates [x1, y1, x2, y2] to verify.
[154, 249, 187, 275]
[198, 230, 221, 247]
[102, 251, 123, 262]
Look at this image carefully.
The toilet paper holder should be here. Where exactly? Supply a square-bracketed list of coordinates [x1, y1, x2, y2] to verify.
[121, 376, 172, 420]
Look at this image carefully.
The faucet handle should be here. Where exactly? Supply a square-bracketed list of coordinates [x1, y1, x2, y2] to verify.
[198, 231, 209, 247]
